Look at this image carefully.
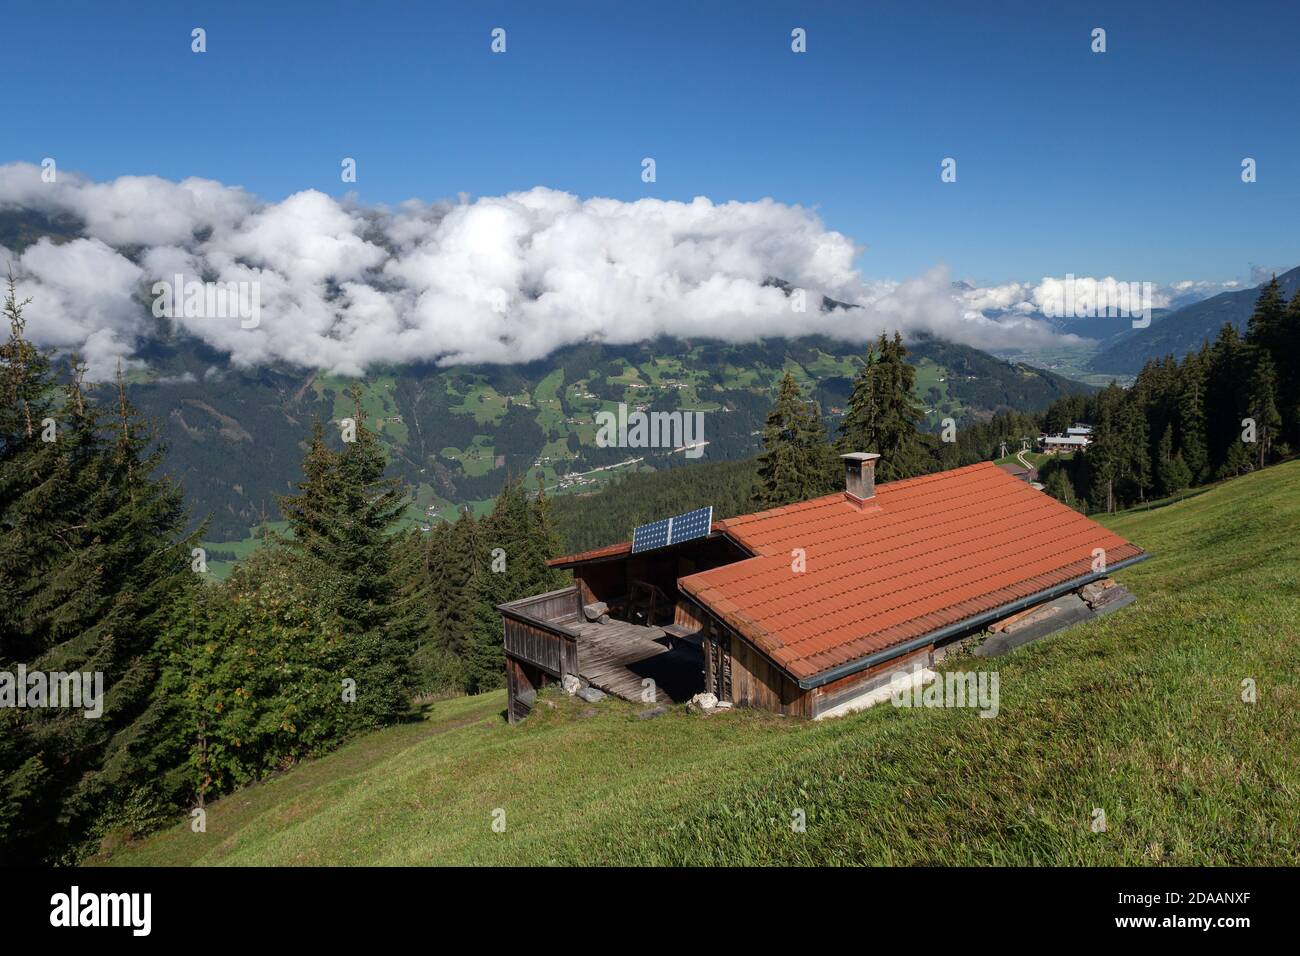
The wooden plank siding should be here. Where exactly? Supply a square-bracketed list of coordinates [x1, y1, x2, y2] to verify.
[684, 593, 935, 718]
[505, 581, 935, 721]
[502, 617, 578, 679]
[728, 630, 811, 717]
[500, 586, 582, 723]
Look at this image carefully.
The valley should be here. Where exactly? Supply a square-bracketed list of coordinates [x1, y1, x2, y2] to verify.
[121, 335, 1092, 574]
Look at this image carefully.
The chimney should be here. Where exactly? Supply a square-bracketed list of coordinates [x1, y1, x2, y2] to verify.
[841, 452, 881, 508]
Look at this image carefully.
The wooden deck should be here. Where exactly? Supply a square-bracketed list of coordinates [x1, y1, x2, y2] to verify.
[574, 619, 704, 704]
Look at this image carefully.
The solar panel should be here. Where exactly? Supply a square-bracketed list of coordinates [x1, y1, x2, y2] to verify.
[668, 505, 713, 546]
[631, 517, 671, 554]
[631, 506, 713, 554]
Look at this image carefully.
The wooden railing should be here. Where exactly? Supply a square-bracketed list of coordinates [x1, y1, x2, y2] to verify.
[499, 586, 581, 679]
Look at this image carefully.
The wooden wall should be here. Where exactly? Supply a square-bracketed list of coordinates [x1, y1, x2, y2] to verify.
[727, 631, 812, 717]
[689, 597, 934, 719]
[500, 586, 581, 723]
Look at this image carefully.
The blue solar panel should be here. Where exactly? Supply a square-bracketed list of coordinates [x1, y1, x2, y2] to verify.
[631, 506, 712, 554]
[631, 517, 671, 554]
[668, 506, 713, 546]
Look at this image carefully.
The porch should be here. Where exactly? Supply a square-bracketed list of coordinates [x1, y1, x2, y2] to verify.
[499, 585, 706, 722]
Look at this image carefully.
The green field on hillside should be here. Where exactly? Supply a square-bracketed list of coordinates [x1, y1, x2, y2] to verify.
[102, 461, 1300, 866]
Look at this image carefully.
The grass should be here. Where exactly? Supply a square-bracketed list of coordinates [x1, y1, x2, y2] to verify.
[199, 521, 290, 581]
[102, 461, 1300, 866]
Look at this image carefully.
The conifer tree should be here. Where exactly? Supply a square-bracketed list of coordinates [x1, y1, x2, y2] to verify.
[2, 279, 198, 861]
[1245, 350, 1282, 470]
[1042, 467, 1079, 510]
[1205, 324, 1247, 475]
[1176, 350, 1210, 482]
[1084, 384, 1123, 513]
[410, 520, 466, 693]
[757, 371, 834, 507]
[1155, 424, 1191, 496]
[276, 387, 412, 724]
[1281, 290, 1300, 444]
[1245, 275, 1286, 360]
[839, 332, 925, 481]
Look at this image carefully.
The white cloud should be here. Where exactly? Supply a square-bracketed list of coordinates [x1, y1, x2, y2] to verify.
[13, 237, 145, 379]
[6, 162, 1231, 378]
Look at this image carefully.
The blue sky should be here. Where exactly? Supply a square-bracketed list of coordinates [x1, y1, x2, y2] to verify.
[7, 0, 1298, 284]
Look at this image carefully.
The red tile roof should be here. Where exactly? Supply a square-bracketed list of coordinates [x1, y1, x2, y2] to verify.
[678, 462, 1145, 685]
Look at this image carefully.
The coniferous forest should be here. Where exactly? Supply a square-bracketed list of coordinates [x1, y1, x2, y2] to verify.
[0, 279, 566, 864]
[2, 275, 1296, 865]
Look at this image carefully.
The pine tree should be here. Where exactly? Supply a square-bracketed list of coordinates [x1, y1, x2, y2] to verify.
[2, 285, 198, 861]
[1155, 424, 1191, 496]
[276, 387, 412, 725]
[1205, 324, 1247, 476]
[1245, 350, 1282, 470]
[1176, 350, 1209, 482]
[839, 332, 925, 481]
[757, 372, 834, 507]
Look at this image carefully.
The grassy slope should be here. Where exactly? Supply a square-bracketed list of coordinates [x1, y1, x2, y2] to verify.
[104, 462, 1300, 866]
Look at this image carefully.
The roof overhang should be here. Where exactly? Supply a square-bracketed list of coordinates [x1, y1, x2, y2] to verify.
[791, 552, 1151, 689]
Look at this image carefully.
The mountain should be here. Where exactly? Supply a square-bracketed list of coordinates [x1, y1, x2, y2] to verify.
[1087, 266, 1300, 375]
[120, 333, 1092, 544]
[2, 212, 1093, 544]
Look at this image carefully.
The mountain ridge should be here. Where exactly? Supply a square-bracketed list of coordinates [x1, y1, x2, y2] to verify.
[1087, 266, 1300, 374]
[120, 332, 1093, 542]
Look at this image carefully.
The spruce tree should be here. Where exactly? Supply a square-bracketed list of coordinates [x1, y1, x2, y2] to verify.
[1156, 424, 1191, 496]
[839, 332, 925, 481]
[757, 371, 834, 507]
[1176, 350, 1209, 482]
[409, 520, 466, 693]
[1205, 324, 1247, 475]
[1245, 275, 1286, 360]
[1245, 350, 1282, 470]
[1084, 384, 1124, 513]
[1281, 290, 1300, 445]
[277, 388, 411, 725]
[1, 282, 198, 861]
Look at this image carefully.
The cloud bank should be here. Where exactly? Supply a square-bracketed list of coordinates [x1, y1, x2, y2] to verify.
[0, 162, 1229, 379]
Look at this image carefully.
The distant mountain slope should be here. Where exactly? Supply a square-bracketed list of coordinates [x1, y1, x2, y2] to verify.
[1087, 266, 1300, 375]
[2, 212, 1094, 541]
[122, 334, 1093, 541]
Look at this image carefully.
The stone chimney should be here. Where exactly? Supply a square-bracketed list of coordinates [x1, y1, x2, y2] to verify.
[841, 452, 881, 508]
